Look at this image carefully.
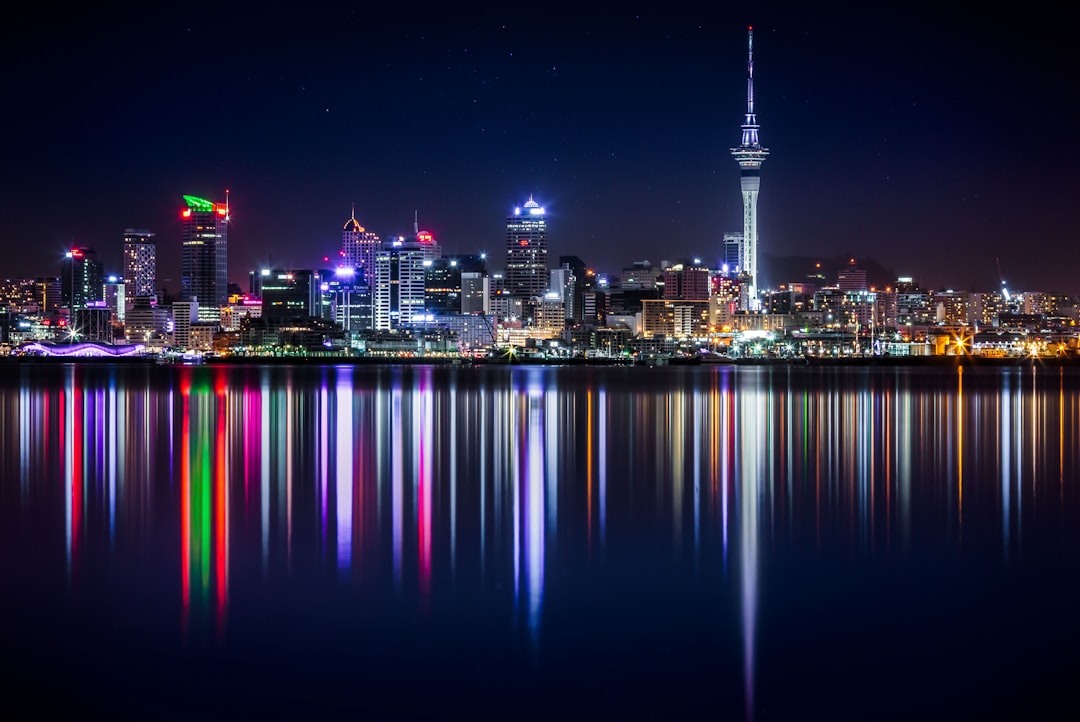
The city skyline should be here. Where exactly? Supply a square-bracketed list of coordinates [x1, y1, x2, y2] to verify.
[3, 5, 1078, 293]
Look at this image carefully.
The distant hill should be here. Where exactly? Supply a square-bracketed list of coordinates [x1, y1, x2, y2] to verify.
[760, 253, 897, 291]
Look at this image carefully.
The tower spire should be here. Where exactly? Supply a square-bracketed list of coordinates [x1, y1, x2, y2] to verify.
[740, 26, 761, 149]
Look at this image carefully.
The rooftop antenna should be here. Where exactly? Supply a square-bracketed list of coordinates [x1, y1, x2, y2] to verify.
[414, 210, 419, 237]
[224, 188, 231, 222]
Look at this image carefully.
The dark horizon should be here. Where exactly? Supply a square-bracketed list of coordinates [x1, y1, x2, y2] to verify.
[3, 4, 1078, 293]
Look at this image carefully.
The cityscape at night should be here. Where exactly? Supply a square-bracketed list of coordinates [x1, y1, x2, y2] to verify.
[2, 6, 1080, 720]
[2, 7, 1078, 361]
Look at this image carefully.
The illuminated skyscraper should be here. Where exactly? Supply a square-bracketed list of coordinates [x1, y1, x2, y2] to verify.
[341, 205, 381, 286]
[731, 27, 768, 310]
[122, 228, 156, 298]
[61, 247, 104, 310]
[374, 237, 427, 330]
[505, 195, 548, 299]
[180, 193, 229, 322]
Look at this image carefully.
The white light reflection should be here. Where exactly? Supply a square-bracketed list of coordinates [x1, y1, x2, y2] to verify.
[739, 376, 764, 722]
[320, 378, 328, 556]
[392, 381, 403, 592]
[545, 384, 558, 558]
[525, 379, 545, 655]
[336, 369, 353, 573]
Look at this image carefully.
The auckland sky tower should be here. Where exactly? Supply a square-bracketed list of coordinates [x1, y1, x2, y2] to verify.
[731, 26, 768, 311]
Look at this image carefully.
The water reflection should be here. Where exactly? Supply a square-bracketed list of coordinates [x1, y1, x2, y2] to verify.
[3, 363, 1080, 717]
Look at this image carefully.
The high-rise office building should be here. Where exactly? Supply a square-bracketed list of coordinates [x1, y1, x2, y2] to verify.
[505, 195, 548, 299]
[374, 237, 427, 330]
[558, 255, 587, 323]
[61, 247, 104, 310]
[123, 229, 156, 298]
[341, 206, 381, 286]
[180, 193, 229, 322]
[663, 261, 712, 300]
[34, 277, 62, 313]
[261, 269, 319, 321]
[731, 28, 768, 310]
[722, 232, 744, 278]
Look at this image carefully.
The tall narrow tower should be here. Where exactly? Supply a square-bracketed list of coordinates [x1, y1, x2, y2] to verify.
[180, 192, 229, 322]
[731, 27, 768, 311]
[504, 194, 549, 299]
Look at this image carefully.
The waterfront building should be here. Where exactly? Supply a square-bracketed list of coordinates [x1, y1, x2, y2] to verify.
[641, 299, 710, 338]
[341, 207, 382, 285]
[504, 195, 548, 299]
[0, 278, 39, 312]
[35, 277, 61, 313]
[534, 291, 567, 337]
[730, 27, 768, 310]
[374, 237, 427, 330]
[896, 278, 933, 326]
[122, 229, 156, 298]
[933, 290, 970, 325]
[103, 276, 126, 323]
[663, 261, 711, 301]
[124, 296, 171, 343]
[180, 193, 229, 322]
[61, 247, 104, 310]
[260, 269, 319, 321]
[172, 300, 197, 349]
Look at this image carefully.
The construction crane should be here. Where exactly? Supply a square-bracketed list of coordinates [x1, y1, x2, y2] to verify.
[995, 257, 1011, 302]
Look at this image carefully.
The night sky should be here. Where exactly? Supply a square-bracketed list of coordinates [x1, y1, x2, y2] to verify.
[3, 3, 1077, 294]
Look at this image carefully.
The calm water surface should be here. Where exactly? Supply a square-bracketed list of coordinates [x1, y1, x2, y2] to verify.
[2, 362, 1079, 719]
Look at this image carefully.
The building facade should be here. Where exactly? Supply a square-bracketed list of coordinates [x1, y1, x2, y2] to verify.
[61, 247, 104, 310]
[123, 228, 156, 298]
[504, 195, 548, 299]
[180, 193, 229, 322]
[374, 238, 427, 330]
[341, 207, 381, 286]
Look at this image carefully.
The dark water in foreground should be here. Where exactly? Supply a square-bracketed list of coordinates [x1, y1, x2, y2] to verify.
[2, 362, 1079, 719]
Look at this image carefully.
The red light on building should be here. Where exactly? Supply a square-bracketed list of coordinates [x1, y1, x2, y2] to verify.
[518, 239, 529, 247]
[181, 209, 192, 218]
[216, 207, 227, 217]
[417, 231, 434, 244]
[70, 249, 84, 258]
